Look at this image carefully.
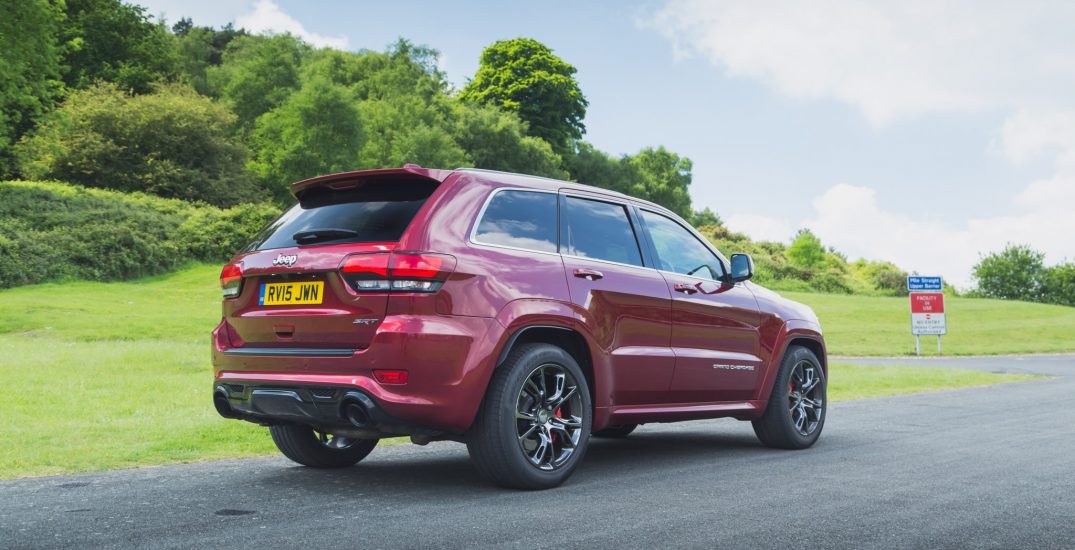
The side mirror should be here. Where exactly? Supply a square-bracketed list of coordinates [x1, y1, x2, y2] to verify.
[728, 253, 754, 282]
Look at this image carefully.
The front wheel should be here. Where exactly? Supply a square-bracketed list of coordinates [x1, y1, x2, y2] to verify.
[752, 346, 827, 449]
[269, 424, 378, 468]
[467, 343, 592, 489]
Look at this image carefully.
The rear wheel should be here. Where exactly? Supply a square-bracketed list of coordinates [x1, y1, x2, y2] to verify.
[752, 346, 826, 449]
[269, 424, 378, 468]
[592, 424, 637, 438]
[467, 343, 592, 489]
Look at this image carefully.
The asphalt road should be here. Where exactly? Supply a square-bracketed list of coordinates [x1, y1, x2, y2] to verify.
[2, 355, 1073, 549]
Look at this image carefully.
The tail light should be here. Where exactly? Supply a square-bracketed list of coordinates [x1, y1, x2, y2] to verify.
[220, 263, 243, 298]
[340, 252, 455, 293]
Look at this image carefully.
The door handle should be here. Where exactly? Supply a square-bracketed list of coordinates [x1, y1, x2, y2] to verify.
[573, 268, 604, 281]
[673, 282, 699, 294]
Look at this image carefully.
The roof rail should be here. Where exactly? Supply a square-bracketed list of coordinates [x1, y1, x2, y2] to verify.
[454, 167, 570, 185]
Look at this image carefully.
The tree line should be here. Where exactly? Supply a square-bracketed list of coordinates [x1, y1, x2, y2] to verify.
[1, 0, 715, 225]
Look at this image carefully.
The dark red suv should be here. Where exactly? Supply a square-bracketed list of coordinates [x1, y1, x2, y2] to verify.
[212, 164, 827, 489]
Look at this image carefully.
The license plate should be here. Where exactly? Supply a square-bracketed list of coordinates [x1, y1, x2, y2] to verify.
[258, 282, 324, 306]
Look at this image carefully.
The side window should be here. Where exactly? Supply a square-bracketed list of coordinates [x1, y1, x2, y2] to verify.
[640, 210, 724, 281]
[473, 190, 558, 253]
[562, 196, 644, 267]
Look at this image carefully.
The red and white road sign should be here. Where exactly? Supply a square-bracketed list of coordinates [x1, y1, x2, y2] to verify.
[910, 292, 946, 335]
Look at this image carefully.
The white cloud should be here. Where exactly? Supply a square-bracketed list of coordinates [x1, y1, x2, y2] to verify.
[645, 0, 1075, 125]
[646, 0, 1075, 288]
[725, 213, 794, 243]
[236, 0, 349, 49]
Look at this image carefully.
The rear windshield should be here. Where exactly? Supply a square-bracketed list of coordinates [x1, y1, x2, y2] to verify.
[242, 179, 438, 252]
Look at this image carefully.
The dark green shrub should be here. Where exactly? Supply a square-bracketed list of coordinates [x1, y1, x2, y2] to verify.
[0, 180, 279, 288]
[15, 83, 262, 207]
[176, 202, 282, 261]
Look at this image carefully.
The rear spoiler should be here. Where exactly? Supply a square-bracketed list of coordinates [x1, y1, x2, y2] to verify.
[290, 164, 455, 199]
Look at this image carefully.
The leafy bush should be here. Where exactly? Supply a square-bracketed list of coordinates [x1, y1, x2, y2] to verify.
[0, 180, 279, 288]
[176, 202, 282, 261]
[972, 244, 1045, 302]
[1042, 263, 1075, 307]
[787, 229, 826, 269]
[852, 260, 909, 296]
[16, 82, 262, 207]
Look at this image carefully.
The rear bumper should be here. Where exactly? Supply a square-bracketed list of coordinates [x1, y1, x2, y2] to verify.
[212, 382, 441, 436]
[211, 314, 503, 434]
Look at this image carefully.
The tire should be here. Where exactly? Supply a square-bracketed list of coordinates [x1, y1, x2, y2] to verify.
[269, 424, 378, 468]
[467, 343, 592, 490]
[752, 346, 827, 450]
[592, 424, 637, 438]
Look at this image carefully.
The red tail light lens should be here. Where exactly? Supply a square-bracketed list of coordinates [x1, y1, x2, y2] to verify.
[341, 254, 390, 276]
[220, 264, 243, 298]
[339, 252, 454, 293]
[390, 255, 443, 278]
[373, 369, 408, 384]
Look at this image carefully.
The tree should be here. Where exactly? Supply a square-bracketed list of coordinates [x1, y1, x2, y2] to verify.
[174, 26, 215, 94]
[207, 34, 308, 126]
[452, 103, 567, 179]
[566, 141, 627, 190]
[690, 207, 723, 228]
[787, 229, 826, 269]
[622, 147, 693, 219]
[0, 0, 65, 177]
[460, 38, 587, 155]
[16, 82, 260, 206]
[356, 96, 468, 171]
[1041, 262, 1075, 307]
[249, 77, 365, 202]
[566, 142, 698, 217]
[972, 244, 1045, 301]
[59, 0, 178, 94]
[172, 21, 248, 94]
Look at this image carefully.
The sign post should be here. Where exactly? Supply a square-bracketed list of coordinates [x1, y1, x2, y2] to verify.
[907, 276, 946, 355]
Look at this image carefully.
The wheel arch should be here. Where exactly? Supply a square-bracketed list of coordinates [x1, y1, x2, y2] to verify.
[785, 336, 827, 374]
[755, 323, 827, 407]
[495, 325, 596, 409]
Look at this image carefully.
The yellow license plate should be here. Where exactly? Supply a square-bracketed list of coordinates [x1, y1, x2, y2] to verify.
[258, 281, 324, 306]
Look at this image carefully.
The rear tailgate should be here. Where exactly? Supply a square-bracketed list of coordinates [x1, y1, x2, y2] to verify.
[227, 243, 393, 350]
[221, 170, 443, 352]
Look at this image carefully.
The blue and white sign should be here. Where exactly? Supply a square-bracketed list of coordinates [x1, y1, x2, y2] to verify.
[907, 276, 943, 292]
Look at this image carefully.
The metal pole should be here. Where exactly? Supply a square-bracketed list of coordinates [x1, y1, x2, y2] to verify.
[938, 336, 942, 354]
[916, 335, 920, 356]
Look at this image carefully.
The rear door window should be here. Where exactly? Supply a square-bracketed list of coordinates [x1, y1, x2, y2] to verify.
[243, 179, 438, 252]
[473, 190, 558, 253]
[562, 195, 644, 267]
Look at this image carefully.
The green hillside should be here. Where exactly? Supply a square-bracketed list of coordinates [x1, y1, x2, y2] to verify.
[786, 291, 1075, 356]
[0, 264, 1046, 478]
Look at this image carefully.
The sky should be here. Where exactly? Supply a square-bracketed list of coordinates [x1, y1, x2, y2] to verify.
[137, 0, 1075, 288]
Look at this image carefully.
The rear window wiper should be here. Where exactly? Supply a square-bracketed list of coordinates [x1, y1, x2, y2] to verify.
[292, 228, 360, 243]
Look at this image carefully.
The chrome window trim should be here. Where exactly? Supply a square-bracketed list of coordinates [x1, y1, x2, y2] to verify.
[656, 268, 742, 287]
[468, 187, 561, 256]
[561, 252, 656, 272]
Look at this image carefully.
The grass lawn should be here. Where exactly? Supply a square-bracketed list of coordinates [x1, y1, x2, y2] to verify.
[826, 363, 1034, 401]
[784, 291, 1075, 357]
[0, 265, 1047, 478]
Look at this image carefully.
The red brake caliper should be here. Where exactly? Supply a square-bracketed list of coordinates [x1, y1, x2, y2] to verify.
[552, 407, 562, 444]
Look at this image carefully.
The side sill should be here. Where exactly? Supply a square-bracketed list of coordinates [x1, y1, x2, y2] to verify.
[608, 401, 761, 423]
